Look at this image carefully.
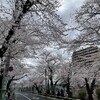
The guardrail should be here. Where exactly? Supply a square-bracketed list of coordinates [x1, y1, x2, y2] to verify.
[0, 90, 6, 100]
[0, 90, 17, 100]
[32, 92, 80, 100]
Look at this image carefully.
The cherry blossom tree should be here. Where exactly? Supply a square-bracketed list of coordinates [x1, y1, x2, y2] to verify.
[67, 1, 100, 99]
[36, 51, 63, 95]
[70, 0, 100, 49]
[20, 72, 44, 93]
[72, 52, 100, 100]
[0, 0, 66, 59]
[56, 61, 74, 98]
[0, 0, 67, 77]
[0, 0, 67, 91]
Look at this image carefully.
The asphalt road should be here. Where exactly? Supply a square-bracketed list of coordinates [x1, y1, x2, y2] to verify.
[16, 92, 60, 100]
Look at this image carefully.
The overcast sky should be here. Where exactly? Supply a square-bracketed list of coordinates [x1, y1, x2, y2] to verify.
[57, 0, 85, 22]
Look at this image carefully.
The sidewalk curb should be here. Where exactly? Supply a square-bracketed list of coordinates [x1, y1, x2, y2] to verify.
[33, 93, 62, 100]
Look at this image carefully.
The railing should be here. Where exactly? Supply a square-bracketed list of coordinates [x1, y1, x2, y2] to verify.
[0, 90, 6, 100]
[0, 89, 17, 100]
[31, 92, 80, 100]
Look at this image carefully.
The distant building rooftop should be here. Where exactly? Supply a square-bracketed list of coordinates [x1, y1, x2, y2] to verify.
[72, 46, 100, 67]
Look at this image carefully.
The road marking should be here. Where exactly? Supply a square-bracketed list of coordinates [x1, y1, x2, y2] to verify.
[16, 93, 31, 100]
[33, 97, 39, 99]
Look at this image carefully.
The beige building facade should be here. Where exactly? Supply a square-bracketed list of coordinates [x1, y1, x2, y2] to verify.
[72, 46, 100, 67]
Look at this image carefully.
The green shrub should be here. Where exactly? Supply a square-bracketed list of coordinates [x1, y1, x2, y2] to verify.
[78, 89, 86, 100]
[96, 88, 100, 100]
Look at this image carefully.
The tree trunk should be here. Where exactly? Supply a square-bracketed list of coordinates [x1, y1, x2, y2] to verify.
[0, 74, 3, 92]
[0, 0, 34, 58]
[85, 78, 95, 100]
[34, 85, 41, 94]
[6, 76, 15, 91]
[66, 75, 72, 98]
[0, 69, 4, 92]
[88, 93, 94, 100]
[46, 80, 50, 94]
[50, 76, 54, 95]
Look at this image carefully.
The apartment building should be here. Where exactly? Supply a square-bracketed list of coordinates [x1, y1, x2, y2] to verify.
[72, 46, 100, 67]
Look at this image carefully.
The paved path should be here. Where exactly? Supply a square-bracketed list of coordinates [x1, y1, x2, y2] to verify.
[16, 92, 60, 100]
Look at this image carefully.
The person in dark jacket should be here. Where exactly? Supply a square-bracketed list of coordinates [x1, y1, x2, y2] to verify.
[57, 90, 60, 97]
[60, 89, 64, 97]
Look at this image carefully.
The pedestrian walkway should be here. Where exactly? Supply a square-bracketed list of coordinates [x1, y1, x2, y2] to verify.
[16, 92, 62, 100]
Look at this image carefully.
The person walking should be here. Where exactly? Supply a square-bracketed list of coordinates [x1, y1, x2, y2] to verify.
[5, 92, 8, 100]
[57, 90, 60, 97]
[60, 89, 64, 97]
